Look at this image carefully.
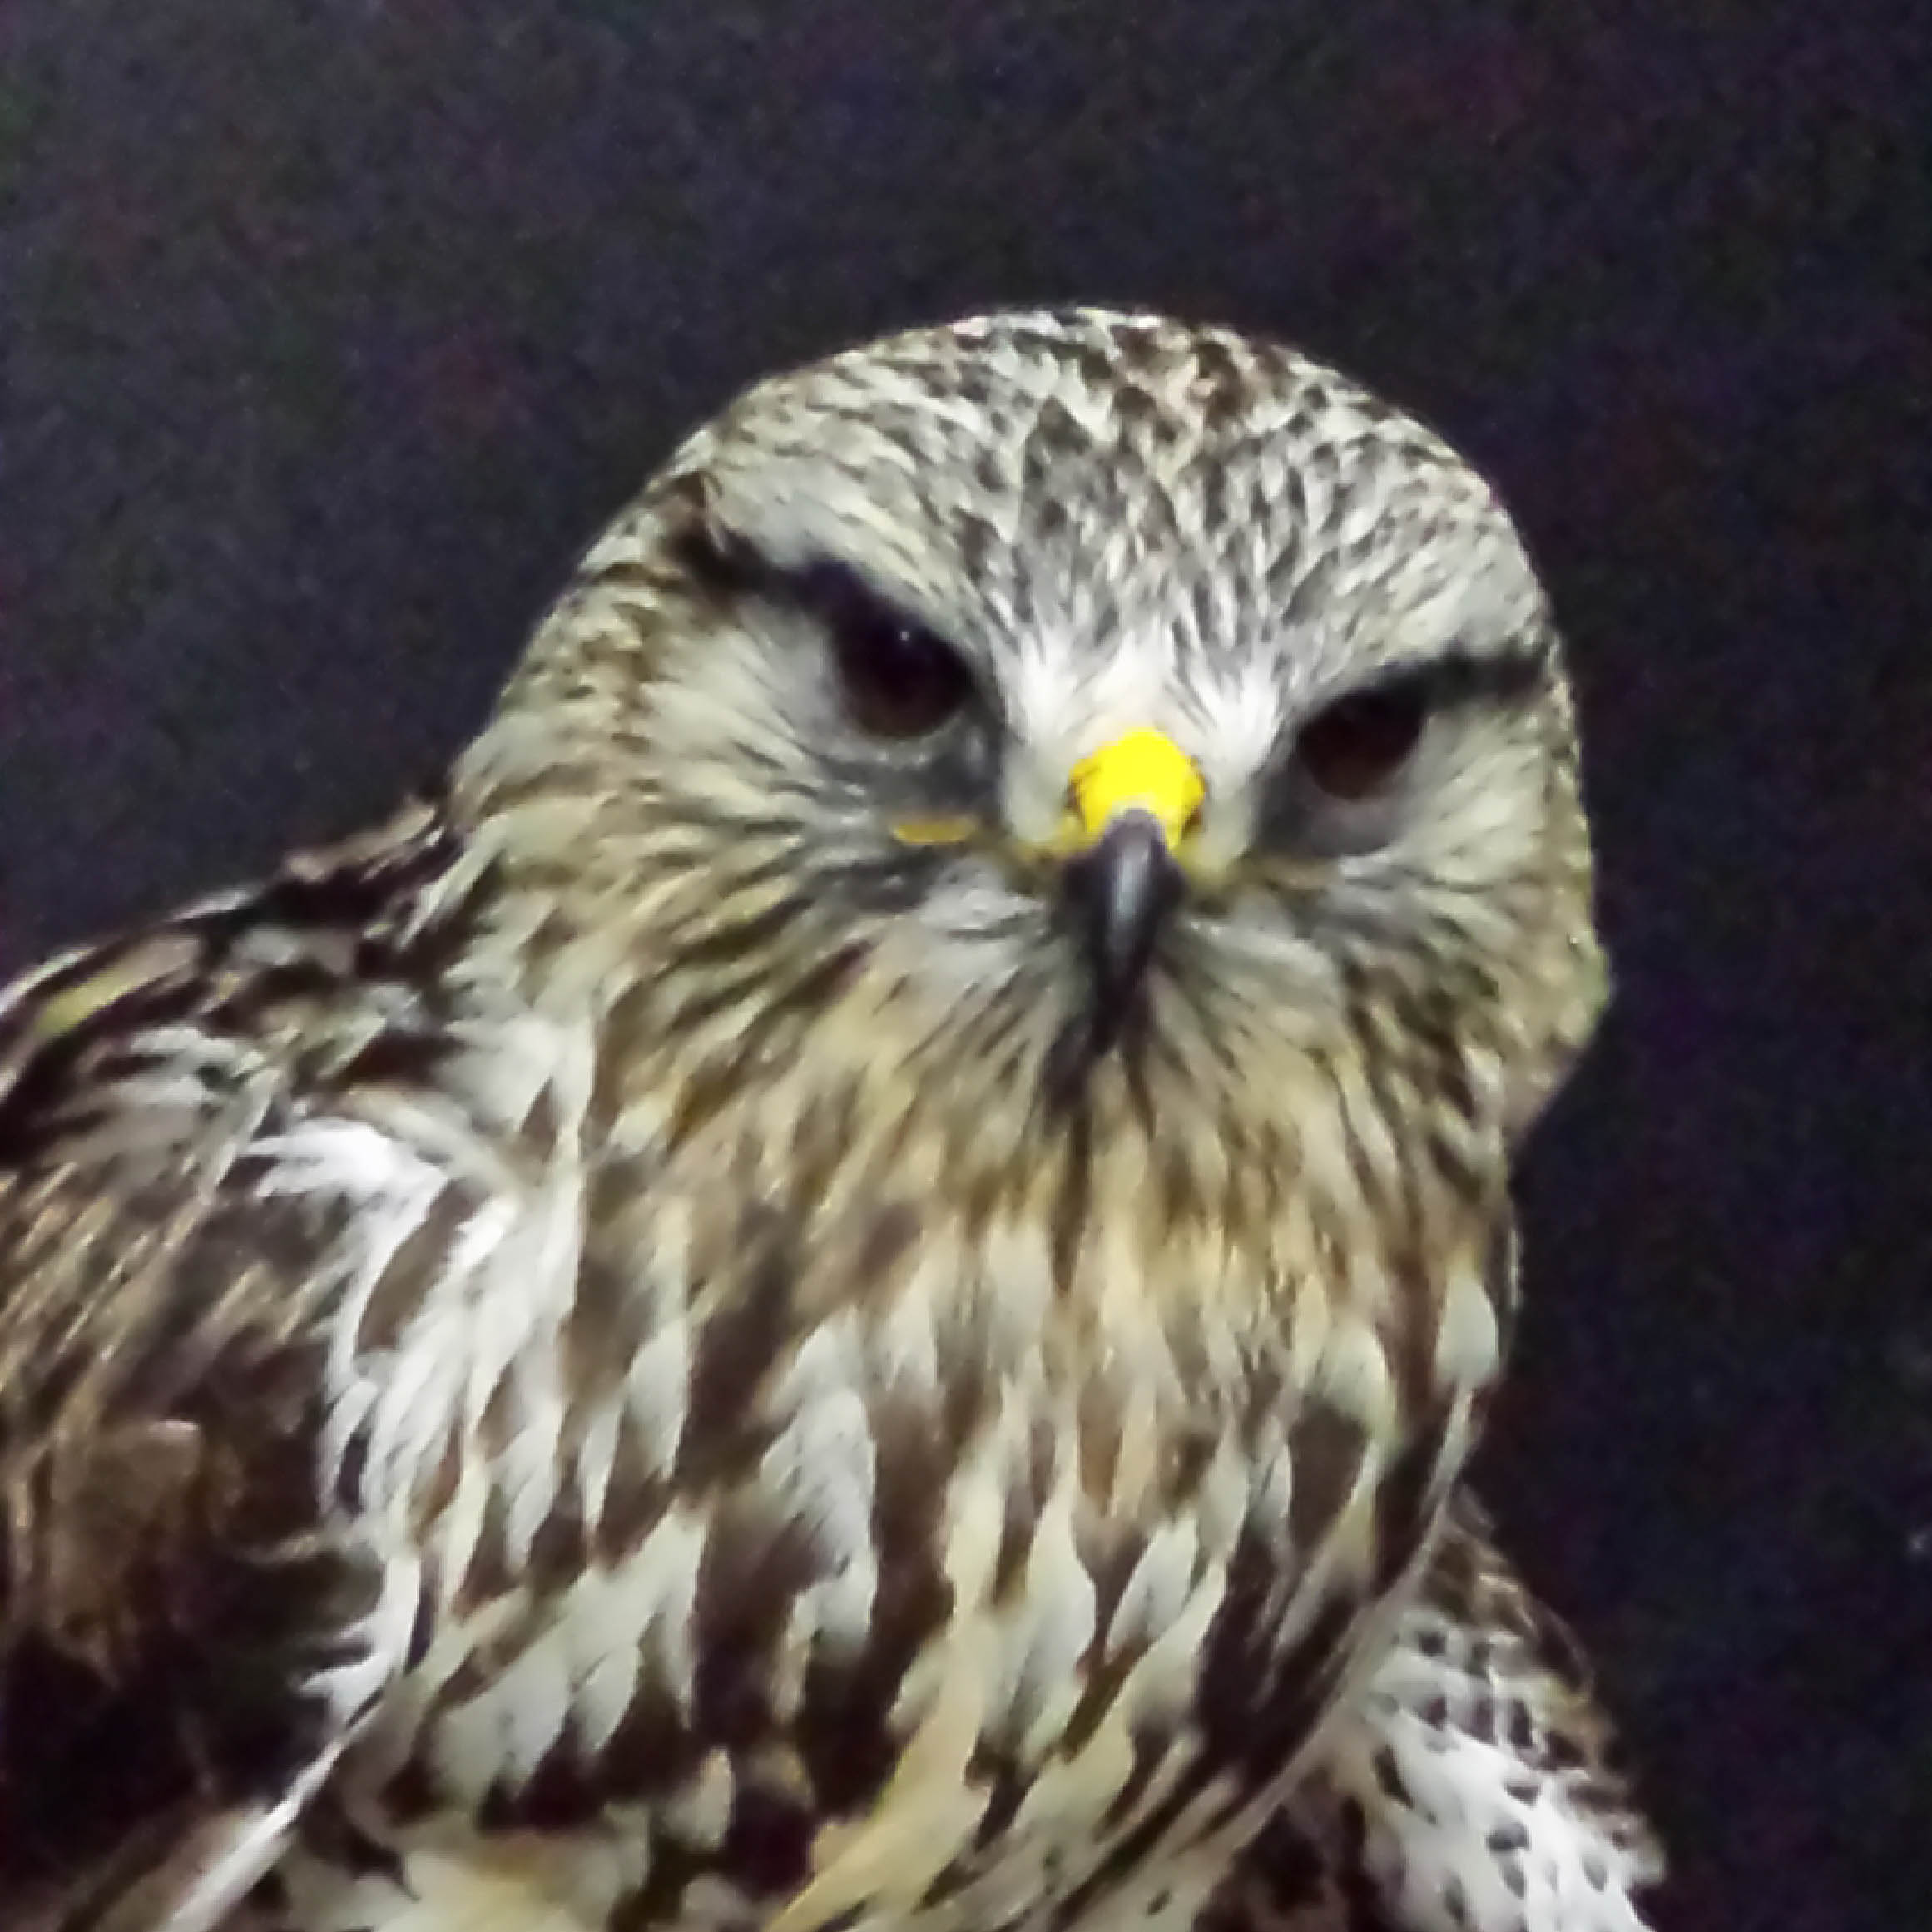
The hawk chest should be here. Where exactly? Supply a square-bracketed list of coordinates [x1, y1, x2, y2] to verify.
[301, 1120, 1506, 1932]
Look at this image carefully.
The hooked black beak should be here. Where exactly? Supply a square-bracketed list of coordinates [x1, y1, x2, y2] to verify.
[1060, 809, 1183, 1053]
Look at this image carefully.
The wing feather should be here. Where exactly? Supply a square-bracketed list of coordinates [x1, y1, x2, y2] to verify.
[1211, 1497, 1663, 1932]
[0, 805, 468, 1930]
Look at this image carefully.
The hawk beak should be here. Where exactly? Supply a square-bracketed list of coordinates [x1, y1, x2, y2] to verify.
[1060, 729, 1204, 1036]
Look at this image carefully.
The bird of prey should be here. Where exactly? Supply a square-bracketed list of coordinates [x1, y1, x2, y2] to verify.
[0, 310, 1661, 1932]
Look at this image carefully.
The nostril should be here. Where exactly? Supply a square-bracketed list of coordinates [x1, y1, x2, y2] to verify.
[1068, 729, 1206, 851]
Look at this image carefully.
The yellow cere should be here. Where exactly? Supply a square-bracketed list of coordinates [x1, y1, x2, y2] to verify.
[1069, 727, 1206, 850]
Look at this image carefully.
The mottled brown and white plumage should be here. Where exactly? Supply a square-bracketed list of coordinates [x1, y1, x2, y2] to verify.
[0, 310, 1658, 1932]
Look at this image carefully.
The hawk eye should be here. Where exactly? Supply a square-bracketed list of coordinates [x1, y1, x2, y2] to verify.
[803, 562, 975, 741]
[1293, 681, 1429, 800]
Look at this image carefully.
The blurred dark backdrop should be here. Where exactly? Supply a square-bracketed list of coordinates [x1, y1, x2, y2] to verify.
[1, 6, 1927, 1930]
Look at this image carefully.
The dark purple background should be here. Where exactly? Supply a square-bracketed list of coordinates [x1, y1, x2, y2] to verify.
[1, 7, 1927, 1930]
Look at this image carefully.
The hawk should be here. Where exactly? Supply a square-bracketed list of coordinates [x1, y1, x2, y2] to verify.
[0, 310, 1660, 1931]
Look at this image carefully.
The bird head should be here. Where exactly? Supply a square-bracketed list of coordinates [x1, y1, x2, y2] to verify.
[458, 310, 1604, 1253]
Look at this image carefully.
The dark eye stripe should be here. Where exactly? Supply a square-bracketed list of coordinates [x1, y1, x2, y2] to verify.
[671, 523, 978, 742]
[1285, 641, 1549, 782]
[1260, 640, 1551, 842]
[1290, 645, 1545, 795]
[1354, 642, 1551, 716]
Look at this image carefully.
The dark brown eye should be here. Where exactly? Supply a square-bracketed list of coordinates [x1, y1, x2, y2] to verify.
[1293, 682, 1429, 800]
[803, 562, 976, 741]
